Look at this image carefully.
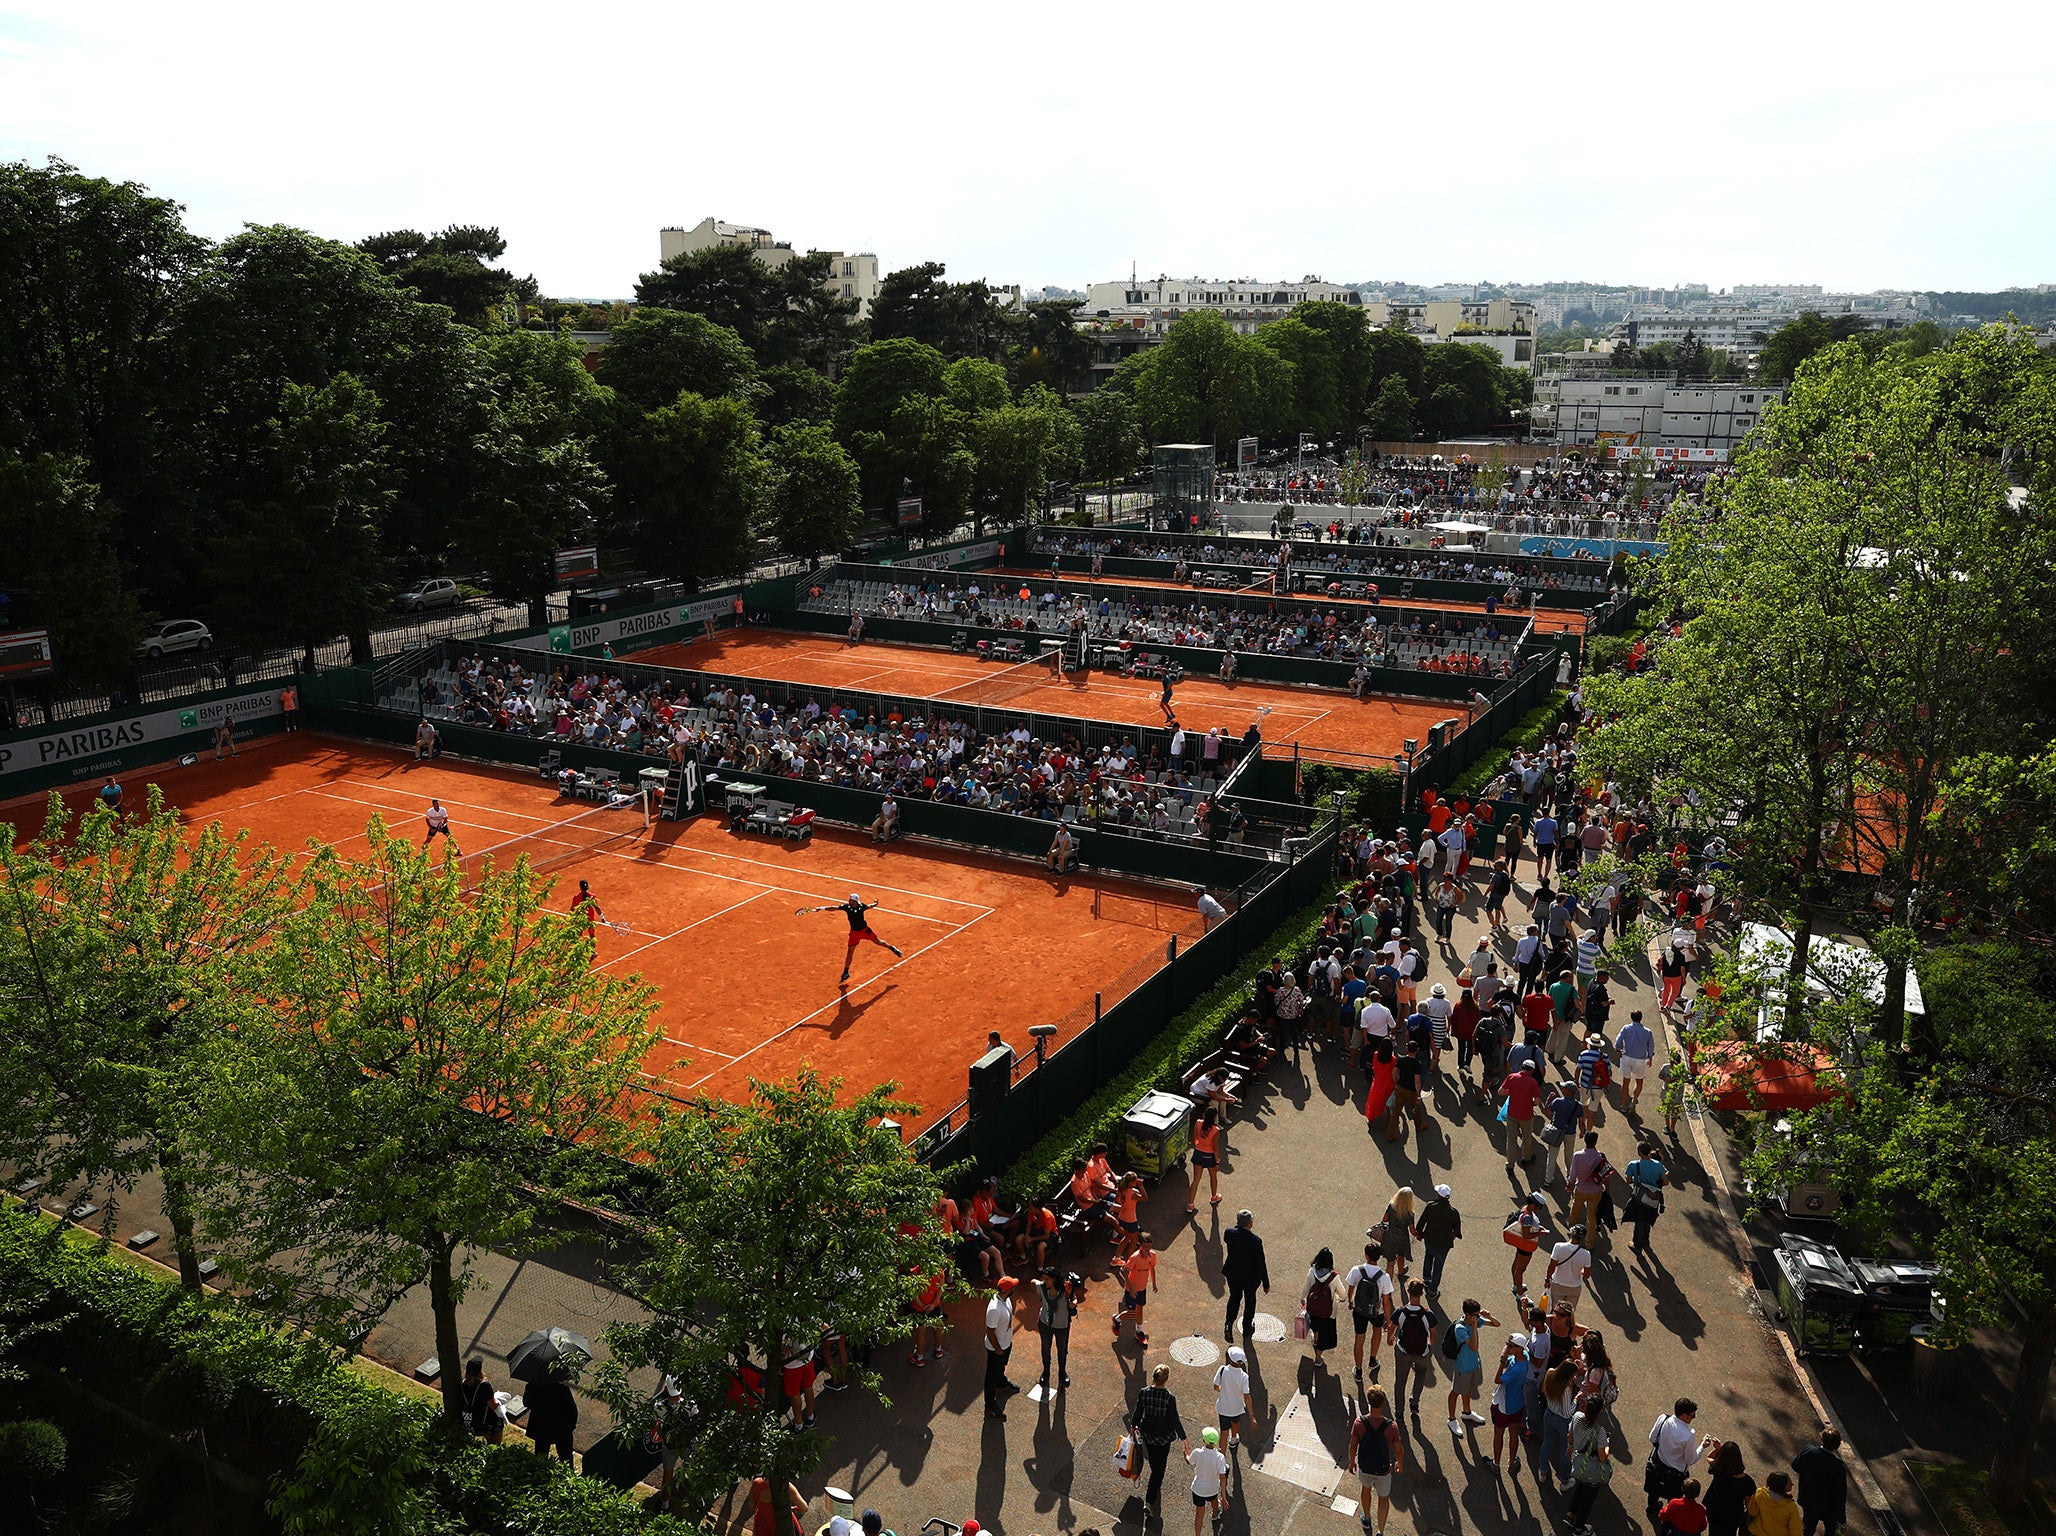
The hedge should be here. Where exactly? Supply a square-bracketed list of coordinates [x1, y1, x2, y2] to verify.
[1448, 694, 1566, 798]
[0, 1203, 693, 1536]
[998, 897, 1334, 1203]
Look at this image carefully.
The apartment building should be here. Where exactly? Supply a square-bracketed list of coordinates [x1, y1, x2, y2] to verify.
[1530, 371, 1782, 453]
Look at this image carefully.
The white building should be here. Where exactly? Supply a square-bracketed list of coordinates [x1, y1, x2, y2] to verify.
[1084, 274, 1360, 333]
[657, 218, 881, 318]
[1530, 373, 1782, 452]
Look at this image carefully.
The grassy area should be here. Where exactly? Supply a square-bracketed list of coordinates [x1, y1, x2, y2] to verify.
[1908, 1460, 2056, 1536]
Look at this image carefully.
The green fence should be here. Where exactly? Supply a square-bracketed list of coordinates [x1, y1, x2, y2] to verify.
[917, 817, 1340, 1180]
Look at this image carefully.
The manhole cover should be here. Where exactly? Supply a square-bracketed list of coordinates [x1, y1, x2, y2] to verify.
[1250, 1312, 1287, 1343]
[1169, 1334, 1220, 1367]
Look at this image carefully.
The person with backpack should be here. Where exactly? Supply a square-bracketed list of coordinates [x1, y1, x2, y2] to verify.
[1575, 1032, 1614, 1134]
[1346, 1241, 1395, 1384]
[1546, 1223, 1595, 1317]
[459, 1357, 505, 1444]
[1545, 1080, 1584, 1186]
[1503, 1191, 1551, 1299]
[1442, 1297, 1500, 1440]
[1347, 1386, 1404, 1536]
[1302, 1248, 1340, 1368]
[1566, 1391, 1616, 1534]
[1389, 1279, 1438, 1426]
[1568, 1131, 1613, 1241]
[1412, 1184, 1463, 1294]
[1624, 1141, 1670, 1258]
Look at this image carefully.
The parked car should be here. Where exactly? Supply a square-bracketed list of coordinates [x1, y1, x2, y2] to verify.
[136, 619, 213, 658]
[395, 578, 461, 613]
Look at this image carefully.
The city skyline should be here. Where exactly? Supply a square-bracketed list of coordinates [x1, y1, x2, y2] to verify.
[4, 0, 2053, 301]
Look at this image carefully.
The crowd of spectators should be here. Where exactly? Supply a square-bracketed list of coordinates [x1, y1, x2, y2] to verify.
[1030, 530, 1614, 592]
[832, 579, 1524, 675]
[411, 652, 1261, 839]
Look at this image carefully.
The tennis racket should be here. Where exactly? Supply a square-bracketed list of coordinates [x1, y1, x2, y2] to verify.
[605, 920, 631, 935]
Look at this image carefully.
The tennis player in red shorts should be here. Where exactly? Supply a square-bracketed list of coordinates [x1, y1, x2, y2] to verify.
[800, 893, 905, 983]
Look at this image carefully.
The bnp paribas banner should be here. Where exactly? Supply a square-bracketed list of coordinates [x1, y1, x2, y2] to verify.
[530, 596, 740, 657]
[0, 685, 284, 797]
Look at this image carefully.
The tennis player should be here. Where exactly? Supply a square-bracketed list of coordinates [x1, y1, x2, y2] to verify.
[1159, 671, 1176, 722]
[574, 879, 604, 937]
[801, 894, 905, 983]
[423, 799, 452, 847]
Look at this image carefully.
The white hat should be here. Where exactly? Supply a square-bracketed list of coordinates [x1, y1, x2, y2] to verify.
[1430, 983, 1447, 998]
[1227, 1346, 1246, 1365]
[1435, 1183, 1453, 1198]
[850, 893, 863, 903]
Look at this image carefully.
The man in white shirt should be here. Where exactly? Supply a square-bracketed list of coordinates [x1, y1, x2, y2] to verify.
[984, 1277, 1020, 1419]
[1544, 1226, 1593, 1315]
[1647, 1399, 1714, 1519]
[1346, 1242, 1396, 1383]
[1197, 888, 1228, 931]
[1357, 996, 1397, 1045]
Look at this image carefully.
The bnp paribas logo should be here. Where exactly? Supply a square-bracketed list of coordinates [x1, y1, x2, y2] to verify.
[179, 710, 199, 730]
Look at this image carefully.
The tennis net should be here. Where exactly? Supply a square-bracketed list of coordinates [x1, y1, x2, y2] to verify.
[930, 650, 1059, 712]
[454, 788, 650, 889]
[1091, 884, 1207, 935]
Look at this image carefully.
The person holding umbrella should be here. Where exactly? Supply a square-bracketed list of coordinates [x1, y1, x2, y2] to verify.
[507, 1327, 592, 1462]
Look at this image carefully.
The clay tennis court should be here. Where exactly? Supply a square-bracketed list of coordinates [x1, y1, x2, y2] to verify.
[987, 566, 1591, 636]
[628, 629, 1458, 766]
[15, 736, 1201, 1131]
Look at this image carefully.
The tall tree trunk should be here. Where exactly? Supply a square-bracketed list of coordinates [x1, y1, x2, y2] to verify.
[428, 1242, 465, 1422]
[1877, 957, 1909, 1054]
[348, 626, 374, 667]
[528, 593, 549, 628]
[1986, 1294, 2056, 1509]
[158, 1142, 204, 1292]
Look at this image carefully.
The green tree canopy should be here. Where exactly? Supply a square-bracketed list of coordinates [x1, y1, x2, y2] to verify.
[0, 450, 143, 684]
[765, 422, 862, 559]
[1007, 300, 1095, 396]
[632, 244, 857, 374]
[871, 261, 1019, 361]
[1255, 316, 1341, 440]
[181, 819, 660, 1423]
[356, 224, 533, 325]
[1075, 388, 1143, 486]
[596, 1072, 952, 1517]
[616, 391, 766, 586]
[1291, 301, 1375, 432]
[597, 307, 758, 412]
[833, 337, 951, 508]
[1128, 310, 1277, 451]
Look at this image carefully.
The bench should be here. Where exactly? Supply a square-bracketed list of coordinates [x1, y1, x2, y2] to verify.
[738, 800, 815, 842]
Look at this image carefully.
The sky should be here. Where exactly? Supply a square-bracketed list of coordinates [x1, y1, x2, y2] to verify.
[4, 0, 2054, 301]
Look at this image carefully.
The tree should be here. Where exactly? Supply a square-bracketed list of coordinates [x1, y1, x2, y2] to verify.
[1255, 316, 1341, 440]
[1075, 388, 1143, 487]
[1128, 310, 1273, 452]
[1416, 342, 1508, 438]
[462, 331, 611, 625]
[1291, 301, 1376, 433]
[758, 363, 835, 428]
[1756, 311, 1871, 382]
[617, 391, 766, 586]
[1007, 300, 1095, 396]
[832, 337, 951, 508]
[870, 262, 1019, 361]
[595, 1072, 951, 1517]
[972, 384, 1081, 533]
[0, 789, 290, 1290]
[597, 308, 757, 412]
[1363, 327, 1427, 398]
[0, 450, 143, 685]
[1364, 374, 1415, 441]
[180, 818, 660, 1423]
[356, 225, 532, 326]
[0, 157, 207, 558]
[174, 225, 482, 660]
[1742, 940, 2056, 1510]
[1674, 329, 1709, 381]
[202, 373, 400, 666]
[633, 244, 857, 374]
[765, 423, 862, 559]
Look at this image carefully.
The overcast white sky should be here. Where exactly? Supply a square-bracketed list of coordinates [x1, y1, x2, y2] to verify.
[4, 0, 2052, 300]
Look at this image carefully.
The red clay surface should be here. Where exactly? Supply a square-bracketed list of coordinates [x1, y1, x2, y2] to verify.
[7, 736, 1198, 1131]
[987, 566, 1591, 635]
[630, 629, 1456, 766]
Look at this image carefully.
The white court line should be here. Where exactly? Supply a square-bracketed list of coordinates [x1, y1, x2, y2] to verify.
[599, 887, 774, 969]
[683, 907, 995, 1091]
[658, 1034, 736, 1061]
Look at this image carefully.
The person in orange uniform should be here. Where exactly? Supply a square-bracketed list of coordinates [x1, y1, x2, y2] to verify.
[278, 683, 299, 732]
[1187, 1105, 1224, 1213]
[1014, 1201, 1059, 1273]
[1112, 1174, 1146, 1260]
[1113, 1239, 1160, 1348]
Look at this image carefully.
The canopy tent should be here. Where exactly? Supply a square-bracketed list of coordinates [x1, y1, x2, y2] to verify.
[1691, 1039, 1847, 1114]
[1428, 520, 1493, 535]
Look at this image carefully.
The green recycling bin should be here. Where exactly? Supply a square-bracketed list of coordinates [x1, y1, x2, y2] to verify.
[1774, 1234, 1863, 1357]
[1849, 1259, 1938, 1349]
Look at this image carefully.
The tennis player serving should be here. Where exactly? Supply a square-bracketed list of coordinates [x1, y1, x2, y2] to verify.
[800, 893, 905, 983]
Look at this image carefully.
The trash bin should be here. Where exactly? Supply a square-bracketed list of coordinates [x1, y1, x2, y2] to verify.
[1910, 1323, 1959, 1401]
[1773, 1235, 1864, 1357]
[1849, 1259, 1939, 1349]
[1120, 1090, 1193, 1181]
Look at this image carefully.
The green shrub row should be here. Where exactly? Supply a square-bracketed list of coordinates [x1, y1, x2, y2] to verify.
[998, 898, 1334, 1204]
[0, 1204, 692, 1536]
[1448, 694, 1566, 798]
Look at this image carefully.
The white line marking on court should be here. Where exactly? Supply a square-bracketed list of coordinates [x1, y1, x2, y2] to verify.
[658, 1035, 735, 1060]
[600, 888, 774, 968]
[683, 907, 995, 1090]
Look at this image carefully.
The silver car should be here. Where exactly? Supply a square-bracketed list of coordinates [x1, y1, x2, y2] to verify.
[136, 619, 213, 658]
[396, 578, 461, 613]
